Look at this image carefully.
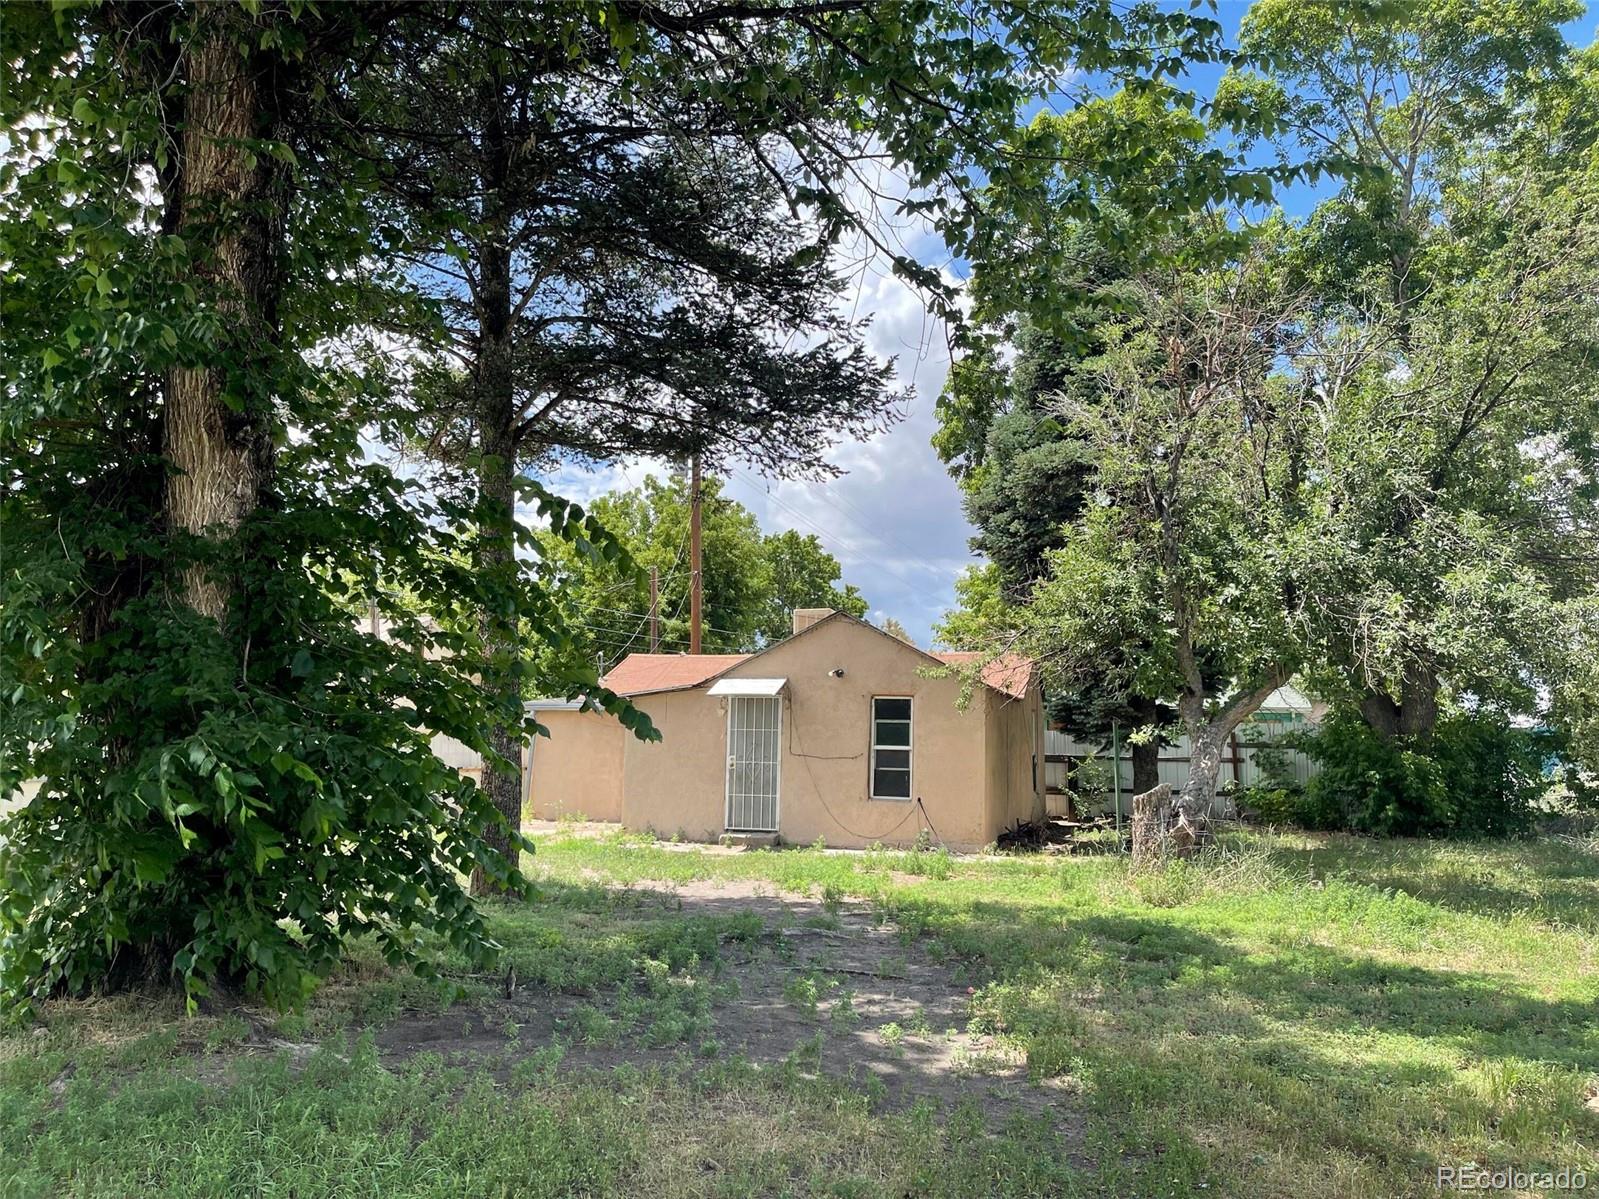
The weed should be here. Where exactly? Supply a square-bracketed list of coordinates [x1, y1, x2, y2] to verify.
[821, 881, 845, 914]
[829, 991, 860, 1031]
[568, 1004, 618, 1047]
[879, 1021, 905, 1055]
[784, 972, 822, 1019]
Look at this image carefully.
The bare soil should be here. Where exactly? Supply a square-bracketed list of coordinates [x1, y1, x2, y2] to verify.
[371, 879, 1079, 1131]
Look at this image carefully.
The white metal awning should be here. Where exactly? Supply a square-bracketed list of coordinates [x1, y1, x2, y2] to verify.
[706, 677, 787, 698]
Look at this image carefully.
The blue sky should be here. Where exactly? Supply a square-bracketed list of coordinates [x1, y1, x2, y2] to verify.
[537, 1, 1599, 651]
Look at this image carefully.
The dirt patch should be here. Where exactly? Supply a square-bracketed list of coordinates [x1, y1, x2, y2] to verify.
[372, 879, 1081, 1133]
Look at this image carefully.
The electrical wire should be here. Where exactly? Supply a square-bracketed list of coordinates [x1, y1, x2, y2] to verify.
[786, 695, 929, 844]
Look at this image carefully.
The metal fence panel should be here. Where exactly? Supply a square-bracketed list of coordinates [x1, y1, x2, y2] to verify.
[1044, 722, 1317, 816]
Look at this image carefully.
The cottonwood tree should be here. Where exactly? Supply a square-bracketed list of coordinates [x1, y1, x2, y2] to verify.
[0, 3, 646, 1012]
[1016, 240, 1322, 827]
[1290, 166, 1599, 744]
[1226, 0, 1599, 741]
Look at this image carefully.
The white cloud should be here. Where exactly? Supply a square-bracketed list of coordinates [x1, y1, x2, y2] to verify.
[541, 210, 977, 645]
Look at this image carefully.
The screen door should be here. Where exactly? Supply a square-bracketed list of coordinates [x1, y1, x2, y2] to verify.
[725, 696, 781, 832]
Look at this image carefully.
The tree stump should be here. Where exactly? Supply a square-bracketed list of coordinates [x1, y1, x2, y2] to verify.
[1130, 782, 1173, 867]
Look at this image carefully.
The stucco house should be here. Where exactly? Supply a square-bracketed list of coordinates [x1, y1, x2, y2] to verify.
[528, 609, 1045, 851]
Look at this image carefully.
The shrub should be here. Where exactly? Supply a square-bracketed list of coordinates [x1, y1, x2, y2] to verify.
[1235, 785, 1302, 826]
[1, 472, 647, 1018]
[1297, 710, 1545, 838]
[1427, 716, 1552, 838]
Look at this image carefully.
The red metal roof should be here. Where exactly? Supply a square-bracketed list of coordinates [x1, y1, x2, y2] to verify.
[930, 652, 1035, 701]
[601, 653, 750, 696]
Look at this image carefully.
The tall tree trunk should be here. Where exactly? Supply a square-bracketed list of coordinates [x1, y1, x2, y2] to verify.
[1358, 655, 1440, 743]
[1396, 657, 1439, 737]
[1179, 718, 1230, 827]
[164, 17, 286, 620]
[1175, 673, 1287, 844]
[1347, 228, 1447, 744]
[1127, 694, 1161, 796]
[1130, 737, 1160, 798]
[1359, 689, 1402, 740]
[470, 85, 524, 895]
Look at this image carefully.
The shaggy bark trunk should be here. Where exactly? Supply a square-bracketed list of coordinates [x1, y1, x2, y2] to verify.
[1178, 717, 1229, 835]
[470, 86, 524, 895]
[163, 19, 286, 620]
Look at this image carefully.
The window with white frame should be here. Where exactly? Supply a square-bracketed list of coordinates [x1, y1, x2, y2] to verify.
[870, 696, 912, 800]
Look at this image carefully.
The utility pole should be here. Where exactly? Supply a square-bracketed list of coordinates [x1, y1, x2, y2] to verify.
[648, 566, 660, 653]
[689, 452, 703, 654]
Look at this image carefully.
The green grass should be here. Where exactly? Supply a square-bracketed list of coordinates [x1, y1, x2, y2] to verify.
[2, 829, 1595, 1198]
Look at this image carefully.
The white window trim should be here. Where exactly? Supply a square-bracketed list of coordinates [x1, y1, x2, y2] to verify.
[869, 695, 913, 802]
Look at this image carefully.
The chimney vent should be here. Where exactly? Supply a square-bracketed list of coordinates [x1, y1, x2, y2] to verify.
[791, 608, 835, 637]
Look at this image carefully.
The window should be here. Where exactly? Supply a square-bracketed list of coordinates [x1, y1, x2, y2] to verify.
[870, 697, 911, 800]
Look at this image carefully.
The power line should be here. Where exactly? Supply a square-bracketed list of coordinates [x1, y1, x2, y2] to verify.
[581, 605, 746, 641]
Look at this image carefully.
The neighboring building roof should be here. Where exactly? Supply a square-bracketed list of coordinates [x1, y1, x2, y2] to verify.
[1261, 684, 1314, 713]
[598, 612, 1037, 702]
[929, 651, 1034, 702]
[601, 653, 750, 696]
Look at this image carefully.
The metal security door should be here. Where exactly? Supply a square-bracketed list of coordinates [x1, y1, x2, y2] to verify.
[725, 696, 781, 832]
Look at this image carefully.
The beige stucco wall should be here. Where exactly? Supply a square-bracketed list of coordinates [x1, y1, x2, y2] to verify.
[618, 688, 726, 840]
[528, 709, 626, 822]
[984, 684, 1045, 841]
[619, 619, 999, 850]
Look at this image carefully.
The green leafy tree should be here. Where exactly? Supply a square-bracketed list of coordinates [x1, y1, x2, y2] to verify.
[1227, 0, 1599, 743]
[1014, 238, 1316, 825]
[934, 565, 1008, 653]
[531, 476, 867, 671]
[758, 530, 867, 645]
[0, 4, 647, 1015]
[947, 6, 1599, 813]
[932, 97, 1247, 795]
